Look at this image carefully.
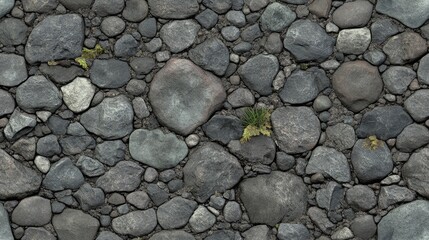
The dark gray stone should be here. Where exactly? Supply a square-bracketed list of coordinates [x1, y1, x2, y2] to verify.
[53, 209, 99, 240]
[279, 69, 324, 104]
[43, 158, 85, 191]
[22, 227, 55, 240]
[228, 136, 276, 164]
[403, 148, 429, 198]
[148, 0, 199, 19]
[76, 156, 105, 177]
[96, 231, 122, 240]
[47, 115, 70, 135]
[195, 9, 218, 29]
[376, 0, 429, 28]
[0, 0, 14, 18]
[382, 66, 415, 95]
[404, 90, 429, 122]
[346, 185, 376, 211]
[92, 0, 124, 16]
[130, 57, 155, 75]
[114, 34, 139, 58]
[277, 223, 311, 240]
[261, 2, 295, 32]
[11, 196, 51, 226]
[147, 184, 169, 206]
[36, 134, 61, 157]
[0, 54, 27, 87]
[150, 230, 195, 240]
[90, 59, 130, 88]
[350, 215, 376, 240]
[306, 146, 351, 182]
[242, 225, 270, 240]
[0, 89, 14, 117]
[396, 124, 429, 152]
[96, 161, 143, 192]
[307, 207, 334, 234]
[378, 185, 415, 209]
[160, 20, 200, 53]
[241, 23, 262, 42]
[0, 203, 12, 240]
[3, 109, 36, 141]
[202, 115, 243, 145]
[157, 197, 197, 229]
[325, 123, 356, 151]
[138, 18, 157, 38]
[238, 54, 278, 96]
[265, 33, 283, 54]
[94, 140, 126, 166]
[25, 14, 84, 64]
[203, 0, 231, 13]
[39, 64, 84, 84]
[206, 230, 240, 240]
[74, 183, 105, 211]
[10, 138, 36, 161]
[332, 1, 373, 28]
[316, 181, 344, 212]
[59, 135, 95, 155]
[126, 191, 150, 209]
[122, 0, 148, 22]
[276, 152, 295, 171]
[0, 18, 27, 45]
[22, 0, 58, 12]
[383, 32, 427, 65]
[371, 19, 399, 44]
[418, 53, 429, 84]
[189, 38, 229, 76]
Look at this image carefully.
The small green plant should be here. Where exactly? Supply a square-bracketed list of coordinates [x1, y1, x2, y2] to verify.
[74, 44, 104, 70]
[364, 135, 381, 150]
[240, 107, 272, 143]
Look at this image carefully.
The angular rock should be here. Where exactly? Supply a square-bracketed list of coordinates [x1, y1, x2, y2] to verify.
[11, 196, 51, 226]
[279, 69, 326, 104]
[383, 32, 427, 65]
[404, 90, 429, 122]
[39, 64, 84, 84]
[196, 9, 219, 29]
[148, 0, 199, 19]
[306, 146, 351, 182]
[278, 223, 311, 240]
[160, 20, 200, 53]
[241, 23, 262, 42]
[271, 106, 320, 154]
[316, 181, 344, 212]
[284, 19, 335, 62]
[157, 197, 197, 229]
[0, 54, 27, 87]
[59, 135, 95, 155]
[25, 14, 84, 63]
[336, 28, 371, 54]
[0, 0, 14, 18]
[76, 156, 104, 177]
[376, 0, 429, 28]
[357, 106, 413, 139]
[96, 161, 143, 192]
[228, 136, 276, 164]
[122, 0, 148, 22]
[74, 183, 104, 211]
[112, 209, 156, 236]
[92, 0, 124, 16]
[94, 140, 126, 166]
[325, 123, 356, 151]
[371, 19, 399, 44]
[10, 137, 36, 161]
[53, 209, 99, 240]
[3, 109, 36, 141]
[114, 34, 139, 58]
[149, 58, 226, 136]
[189, 38, 229, 76]
[126, 191, 150, 209]
[382, 66, 415, 95]
[378, 185, 415, 209]
[238, 54, 279, 95]
[307, 207, 335, 234]
[0, 89, 14, 117]
[396, 124, 429, 152]
[189, 206, 216, 233]
[43, 158, 84, 191]
[183, 143, 244, 202]
[129, 129, 188, 170]
[227, 88, 255, 108]
[150, 230, 195, 240]
[308, 0, 331, 18]
[36, 135, 61, 157]
[202, 115, 243, 145]
[261, 2, 296, 32]
[0, 18, 28, 45]
[346, 185, 376, 211]
[332, 1, 373, 28]
[90, 59, 131, 88]
[22, 0, 58, 12]
[0, 203, 13, 240]
[418, 54, 429, 84]
[403, 148, 429, 198]
[239, 171, 307, 226]
[80, 95, 134, 139]
[242, 225, 271, 240]
[61, 77, 95, 113]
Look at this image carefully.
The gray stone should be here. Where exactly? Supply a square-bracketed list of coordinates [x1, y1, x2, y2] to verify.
[0, 90, 14, 117]
[325, 123, 356, 151]
[229, 136, 274, 165]
[308, 0, 331, 18]
[36, 135, 61, 157]
[351, 139, 393, 183]
[112, 209, 156, 236]
[336, 28, 371, 55]
[239, 171, 307, 226]
[96, 231, 122, 240]
[332, 1, 373, 28]
[160, 20, 200, 53]
[383, 32, 427, 65]
[226, 10, 245, 27]
[92, 0, 124, 16]
[183, 143, 244, 202]
[129, 129, 188, 170]
[95, 140, 126, 166]
[371, 19, 400, 44]
[157, 197, 197, 229]
[43, 158, 85, 191]
[59, 135, 96, 155]
[306, 146, 351, 182]
[206, 230, 240, 240]
[0, 0, 14, 18]
[0, 203, 13, 240]
[59, 0, 92, 10]
[418, 54, 429, 84]
[138, 18, 157, 38]
[281, 0, 307, 4]
[126, 191, 150, 209]
[278, 223, 311, 240]
[189, 38, 229, 76]
[189, 206, 216, 233]
[307, 207, 334, 234]
[203, 0, 231, 13]
[96, 161, 143, 192]
[80, 95, 134, 139]
[403, 148, 429, 198]
[405, 90, 429, 122]
[11, 138, 36, 161]
[149, 58, 226, 136]
[271, 106, 320, 154]
[0, 54, 27, 87]
[279, 69, 325, 104]
[227, 88, 254, 108]
[313, 95, 332, 112]
[346, 185, 376, 211]
[261, 2, 295, 32]
[61, 77, 95, 113]
[0, 149, 41, 199]
[114, 34, 139, 58]
[316, 181, 344, 212]
[224, 201, 241, 222]
[245, 0, 268, 11]
[53, 209, 99, 240]
[276, 152, 295, 171]
[22, 228, 55, 240]
[25, 14, 84, 63]
[130, 57, 155, 75]
[382, 66, 415, 95]
[379, 185, 415, 209]
[221, 26, 240, 41]
[0, 18, 27, 45]
[22, 0, 57, 12]
[350, 215, 376, 240]
[238, 54, 278, 96]
[363, 50, 386, 65]
[242, 225, 270, 240]
[90, 59, 130, 88]
[202, 115, 242, 145]
[396, 124, 429, 152]
[11, 196, 51, 226]
[195, 9, 218, 29]
[74, 183, 104, 211]
[376, 0, 429, 28]
[357, 106, 413, 139]
[332, 61, 382, 112]
[265, 33, 283, 54]
[147, 184, 168, 206]
[148, 0, 199, 19]
[241, 23, 262, 42]
[3, 109, 36, 141]
[150, 230, 196, 240]
[76, 156, 104, 177]
[132, 97, 150, 119]
[39, 64, 84, 85]
[378, 200, 429, 240]
[100, 16, 125, 37]
[122, 0, 148, 22]
[284, 19, 335, 62]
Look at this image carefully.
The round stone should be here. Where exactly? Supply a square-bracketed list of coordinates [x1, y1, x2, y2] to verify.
[100, 16, 126, 37]
[61, 77, 95, 113]
[332, 1, 373, 28]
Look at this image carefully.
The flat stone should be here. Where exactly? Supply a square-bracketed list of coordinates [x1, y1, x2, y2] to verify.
[202, 115, 243, 145]
[0, 54, 27, 87]
[238, 54, 279, 95]
[0, 18, 28, 45]
[43, 157, 85, 191]
[279, 69, 326, 104]
[112, 209, 157, 236]
[90, 59, 130, 88]
[39, 64, 84, 84]
[0, 149, 41, 199]
[383, 32, 427, 65]
[160, 20, 200, 53]
[332, 1, 373, 28]
[96, 161, 143, 192]
[92, 0, 124, 16]
[148, 0, 199, 19]
[76, 156, 105, 177]
[404, 90, 429, 122]
[332, 61, 383, 112]
[306, 146, 351, 182]
[94, 140, 126, 166]
[150, 230, 195, 240]
[271, 106, 320, 154]
[376, 0, 429, 28]
[325, 123, 356, 151]
[122, 0, 148, 22]
[378, 185, 415, 209]
[0, 203, 13, 240]
[346, 185, 376, 211]
[3, 109, 37, 141]
[22, 0, 58, 12]
[396, 124, 429, 152]
[261, 2, 295, 32]
[61, 77, 95, 113]
[25, 14, 84, 64]
[0, 89, 15, 117]
[239, 171, 307, 226]
[183, 143, 244, 202]
[157, 197, 197, 229]
[53, 209, 99, 240]
[0, 0, 14, 18]
[149, 58, 226, 136]
[336, 28, 371, 54]
[418, 54, 429, 84]
[228, 136, 276, 164]
[382, 66, 415, 95]
[278, 223, 311, 240]
[80, 95, 134, 139]
[129, 129, 188, 170]
[11, 196, 51, 226]
[403, 148, 429, 198]
[189, 38, 229, 76]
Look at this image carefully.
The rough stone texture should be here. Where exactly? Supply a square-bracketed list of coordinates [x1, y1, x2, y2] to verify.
[0, 0, 14, 18]
[336, 28, 371, 55]
[418, 54, 429, 84]
[0, 54, 27, 87]
[189, 206, 216, 233]
[376, 0, 429, 28]
[383, 32, 427, 65]
[0, 18, 28, 45]
[260, 2, 296, 32]
[3, 109, 37, 141]
[53, 209, 99, 240]
[404, 90, 429, 122]
[346, 185, 376, 211]
[332, 1, 373, 28]
[239, 171, 307, 226]
[43, 157, 85, 191]
[160, 20, 200, 53]
[0, 89, 15, 117]
[61, 77, 95, 113]
[148, 0, 199, 19]
[94, 140, 126, 166]
[11, 196, 51, 226]
[382, 66, 415, 95]
[96, 161, 143, 192]
[271, 106, 321, 154]
[278, 223, 311, 240]
[21, 227, 56, 240]
[90, 59, 131, 88]
[279, 69, 327, 104]
[403, 148, 429, 198]
[112, 209, 157, 236]
[92, 0, 124, 16]
[189, 38, 229, 76]
[22, 0, 58, 12]
[396, 124, 429, 152]
[350, 215, 376, 240]
[0, 203, 13, 240]
[157, 197, 197, 229]
[150, 230, 196, 240]
[228, 136, 276, 164]
[238, 54, 278, 96]
[202, 115, 243, 145]
[149, 58, 226, 136]
[325, 123, 356, 151]
[378, 185, 415, 209]
[306, 146, 351, 183]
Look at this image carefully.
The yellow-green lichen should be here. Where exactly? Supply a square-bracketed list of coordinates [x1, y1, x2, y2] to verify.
[74, 44, 104, 70]
[364, 135, 381, 150]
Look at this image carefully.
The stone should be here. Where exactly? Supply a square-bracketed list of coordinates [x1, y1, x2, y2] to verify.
[242, 225, 270, 240]
[403, 148, 429, 198]
[114, 34, 139, 58]
[307, 207, 334, 234]
[226, 10, 245, 27]
[132, 97, 150, 119]
[129, 129, 188, 170]
[76, 156, 105, 177]
[25, 14, 84, 63]
[376, 0, 429, 28]
[0, 18, 27, 45]
[271, 106, 320, 154]
[383, 32, 427, 65]
[149, 58, 226, 136]
[0, 90, 14, 117]
[350, 215, 376, 240]
[11, 196, 51, 226]
[0, 54, 27, 87]
[346, 185, 376, 211]
[228, 136, 276, 164]
[22, 0, 57, 12]
[10, 138, 36, 161]
[59, 0, 92, 10]
[351, 139, 393, 183]
[308, 0, 331, 18]
[336, 28, 371, 55]
[378, 200, 429, 240]
[0, 149, 41, 199]
[195, 9, 218, 29]
[122, 0, 148, 22]
[379, 185, 415, 209]
[306, 147, 351, 182]
[189, 206, 216, 233]
[265, 33, 283, 54]
[80, 95, 134, 139]
[238, 54, 279, 95]
[325, 123, 356, 151]
[241, 23, 263, 42]
[100, 16, 125, 37]
[53, 209, 99, 240]
[37, 135, 61, 157]
[396, 124, 429, 152]
[160, 20, 200, 53]
[43, 158, 85, 191]
[202, 115, 242, 145]
[158, 197, 197, 229]
[332, 1, 373, 28]
[364, 50, 387, 65]
[183, 143, 244, 202]
[332, 61, 382, 112]
[112, 209, 156, 236]
[94, 140, 126, 166]
[130, 57, 155, 75]
[284, 19, 335, 62]
[418, 54, 429, 84]
[189, 38, 229, 76]
[382, 66, 415, 95]
[202, 0, 231, 13]
[61, 77, 95, 113]
[92, 0, 124, 16]
[331, 227, 354, 240]
[59, 135, 95, 155]
[126, 191, 150, 209]
[22, 228, 55, 240]
[279, 69, 326, 104]
[96, 232, 122, 240]
[371, 19, 399, 44]
[357, 106, 413, 139]
[150, 230, 196, 240]
[73, 183, 104, 211]
[147, 184, 168, 206]
[96, 161, 143, 192]
[34, 156, 50, 173]
[0, 203, 13, 240]
[206, 230, 240, 240]
[90, 59, 130, 88]
[260, 2, 296, 32]
[148, 0, 199, 19]
[239, 171, 307, 226]
[3, 109, 36, 141]
[277, 223, 311, 240]
[316, 181, 344, 212]
[0, 0, 14, 18]
[404, 90, 429, 122]
[224, 201, 242, 222]
[39, 64, 84, 85]
[138, 18, 157, 38]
